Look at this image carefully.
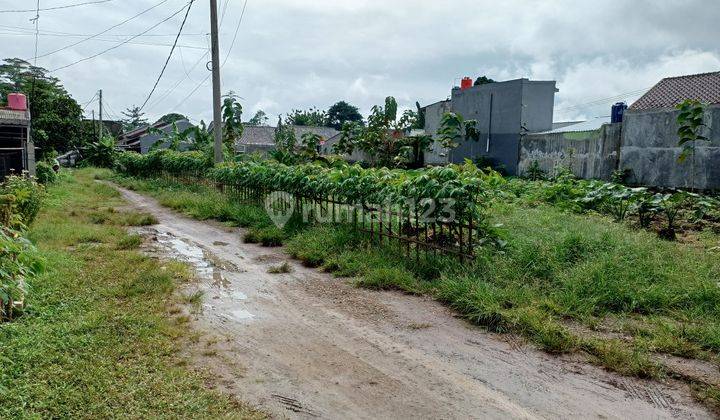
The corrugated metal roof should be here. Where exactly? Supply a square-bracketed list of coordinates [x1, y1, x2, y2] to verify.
[539, 116, 610, 134]
[0, 108, 30, 125]
[630, 71, 720, 110]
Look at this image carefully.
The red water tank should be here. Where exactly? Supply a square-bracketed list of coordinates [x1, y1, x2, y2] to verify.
[460, 77, 473, 91]
[8, 93, 27, 111]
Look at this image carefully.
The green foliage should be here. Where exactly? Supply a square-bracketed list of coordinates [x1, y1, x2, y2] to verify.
[81, 136, 117, 168]
[333, 96, 434, 168]
[35, 161, 57, 185]
[221, 92, 244, 151]
[285, 107, 327, 126]
[524, 160, 545, 181]
[0, 174, 45, 320]
[115, 150, 213, 176]
[437, 112, 479, 150]
[243, 226, 284, 247]
[245, 109, 268, 126]
[1, 174, 45, 229]
[0, 58, 83, 156]
[326, 101, 363, 130]
[121, 105, 148, 132]
[207, 159, 494, 229]
[154, 113, 187, 125]
[676, 99, 709, 163]
[474, 76, 495, 86]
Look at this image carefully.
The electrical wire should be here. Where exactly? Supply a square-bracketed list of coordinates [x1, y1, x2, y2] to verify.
[0, 24, 209, 37]
[50, 1, 191, 72]
[554, 88, 650, 112]
[35, 0, 169, 59]
[0, 31, 207, 50]
[138, 0, 195, 111]
[221, 0, 247, 68]
[82, 92, 98, 109]
[0, 0, 112, 13]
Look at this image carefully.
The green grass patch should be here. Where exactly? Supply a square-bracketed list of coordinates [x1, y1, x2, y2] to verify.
[0, 168, 263, 419]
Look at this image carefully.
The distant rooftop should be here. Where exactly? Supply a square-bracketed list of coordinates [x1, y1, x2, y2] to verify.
[630, 71, 720, 111]
[540, 116, 611, 134]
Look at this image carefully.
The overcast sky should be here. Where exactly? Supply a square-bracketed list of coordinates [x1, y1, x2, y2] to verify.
[1, 0, 719, 124]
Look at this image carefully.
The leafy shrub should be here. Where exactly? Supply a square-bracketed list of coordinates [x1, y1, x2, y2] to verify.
[243, 226, 284, 247]
[35, 161, 57, 184]
[1, 174, 44, 229]
[82, 136, 117, 168]
[1, 227, 44, 320]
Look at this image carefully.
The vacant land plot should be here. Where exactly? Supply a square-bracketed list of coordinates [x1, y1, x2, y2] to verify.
[106, 167, 720, 410]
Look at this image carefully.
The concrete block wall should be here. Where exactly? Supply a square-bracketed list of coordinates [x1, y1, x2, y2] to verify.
[619, 105, 720, 190]
[519, 123, 621, 180]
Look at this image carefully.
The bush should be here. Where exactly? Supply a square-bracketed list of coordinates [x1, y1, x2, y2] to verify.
[35, 162, 57, 184]
[1, 227, 44, 320]
[1, 174, 44, 229]
[243, 226, 284, 247]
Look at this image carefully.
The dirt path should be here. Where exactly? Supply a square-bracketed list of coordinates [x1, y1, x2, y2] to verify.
[116, 185, 713, 419]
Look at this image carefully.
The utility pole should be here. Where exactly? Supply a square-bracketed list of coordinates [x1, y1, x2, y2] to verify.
[209, 0, 223, 163]
[98, 89, 103, 140]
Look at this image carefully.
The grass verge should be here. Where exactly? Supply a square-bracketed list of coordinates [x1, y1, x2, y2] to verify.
[0, 169, 263, 419]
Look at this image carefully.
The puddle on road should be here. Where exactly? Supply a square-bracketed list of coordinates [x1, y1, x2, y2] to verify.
[137, 227, 256, 321]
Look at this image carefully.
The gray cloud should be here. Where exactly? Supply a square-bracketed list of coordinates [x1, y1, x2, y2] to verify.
[2, 0, 718, 124]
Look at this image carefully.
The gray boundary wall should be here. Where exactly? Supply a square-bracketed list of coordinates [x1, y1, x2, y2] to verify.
[619, 105, 720, 190]
[518, 123, 621, 180]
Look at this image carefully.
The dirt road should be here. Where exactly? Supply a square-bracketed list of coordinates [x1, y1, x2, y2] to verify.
[117, 185, 713, 419]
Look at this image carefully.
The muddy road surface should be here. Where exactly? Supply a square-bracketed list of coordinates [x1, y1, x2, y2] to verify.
[116, 185, 713, 420]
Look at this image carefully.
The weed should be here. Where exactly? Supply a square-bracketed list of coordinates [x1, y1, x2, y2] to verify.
[267, 262, 292, 274]
[116, 233, 143, 250]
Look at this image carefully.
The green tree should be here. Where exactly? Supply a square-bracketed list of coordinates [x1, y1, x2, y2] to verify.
[221, 92, 243, 151]
[0, 58, 83, 156]
[285, 107, 327, 126]
[333, 96, 433, 168]
[474, 76, 495, 86]
[154, 113, 187, 125]
[676, 99, 710, 190]
[326, 101, 363, 130]
[246, 110, 268, 126]
[121, 105, 148, 132]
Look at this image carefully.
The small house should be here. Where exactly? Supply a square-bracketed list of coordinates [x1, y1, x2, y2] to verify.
[0, 94, 34, 178]
[117, 119, 195, 154]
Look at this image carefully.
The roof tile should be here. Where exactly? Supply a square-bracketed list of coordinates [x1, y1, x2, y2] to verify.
[630, 71, 720, 110]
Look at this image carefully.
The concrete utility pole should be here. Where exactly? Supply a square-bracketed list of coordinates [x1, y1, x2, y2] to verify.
[98, 89, 103, 140]
[209, 0, 223, 163]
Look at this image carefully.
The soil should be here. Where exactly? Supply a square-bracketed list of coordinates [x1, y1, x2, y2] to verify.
[116, 185, 714, 419]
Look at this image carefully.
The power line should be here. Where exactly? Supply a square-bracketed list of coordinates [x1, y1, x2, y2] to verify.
[32, 1, 40, 65]
[554, 87, 650, 112]
[50, 1, 192, 72]
[139, 0, 196, 111]
[82, 92, 98, 109]
[0, 31, 207, 50]
[0, 24, 210, 37]
[0, 0, 112, 13]
[147, 0, 238, 113]
[35, 0, 169, 59]
[221, 0, 247, 68]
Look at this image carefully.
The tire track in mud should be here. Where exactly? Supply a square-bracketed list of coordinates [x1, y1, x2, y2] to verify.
[114, 184, 712, 420]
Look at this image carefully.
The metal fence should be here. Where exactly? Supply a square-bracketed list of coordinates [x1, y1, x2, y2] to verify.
[158, 172, 482, 261]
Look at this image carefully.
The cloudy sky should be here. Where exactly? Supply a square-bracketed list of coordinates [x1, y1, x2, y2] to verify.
[1, 0, 719, 124]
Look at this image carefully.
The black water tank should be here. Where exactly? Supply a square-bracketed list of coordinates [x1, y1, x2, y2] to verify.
[611, 102, 627, 123]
